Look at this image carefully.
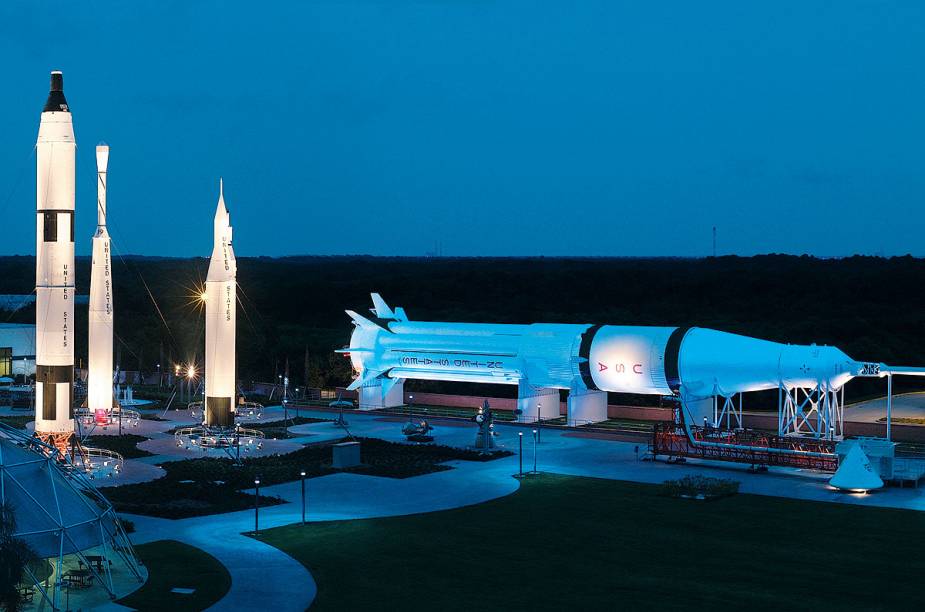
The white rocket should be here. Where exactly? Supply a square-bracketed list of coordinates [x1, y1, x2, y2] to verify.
[345, 294, 925, 429]
[204, 180, 237, 427]
[87, 144, 113, 423]
[35, 71, 76, 442]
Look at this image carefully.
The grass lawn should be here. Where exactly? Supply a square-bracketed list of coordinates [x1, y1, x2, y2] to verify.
[84, 434, 154, 458]
[0, 415, 33, 429]
[117, 540, 230, 611]
[255, 474, 925, 611]
[879, 416, 925, 425]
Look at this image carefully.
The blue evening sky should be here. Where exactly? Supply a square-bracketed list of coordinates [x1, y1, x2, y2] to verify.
[0, 1, 923, 257]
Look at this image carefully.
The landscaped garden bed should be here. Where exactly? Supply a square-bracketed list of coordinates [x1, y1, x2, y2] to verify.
[84, 434, 155, 458]
[100, 437, 512, 518]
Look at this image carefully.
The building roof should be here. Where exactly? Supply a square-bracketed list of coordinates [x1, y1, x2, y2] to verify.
[0, 428, 131, 558]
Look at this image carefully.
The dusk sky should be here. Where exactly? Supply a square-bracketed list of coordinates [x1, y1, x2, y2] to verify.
[1, 1, 923, 258]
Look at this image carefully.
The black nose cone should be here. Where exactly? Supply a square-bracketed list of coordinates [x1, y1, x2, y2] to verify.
[43, 71, 69, 112]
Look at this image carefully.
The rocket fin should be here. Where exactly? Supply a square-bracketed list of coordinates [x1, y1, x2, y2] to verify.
[346, 369, 383, 391]
[346, 310, 377, 329]
[346, 309, 394, 333]
[393, 307, 409, 321]
[371, 293, 395, 319]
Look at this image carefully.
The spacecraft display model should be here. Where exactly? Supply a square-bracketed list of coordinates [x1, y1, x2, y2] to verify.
[345, 294, 920, 405]
[87, 144, 114, 423]
[34, 71, 77, 444]
[203, 180, 237, 427]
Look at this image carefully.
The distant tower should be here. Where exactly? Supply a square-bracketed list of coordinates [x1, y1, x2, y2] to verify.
[88, 144, 114, 423]
[34, 71, 77, 452]
[204, 180, 237, 427]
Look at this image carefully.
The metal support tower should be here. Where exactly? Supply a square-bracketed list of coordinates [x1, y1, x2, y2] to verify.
[778, 382, 844, 440]
[712, 392, 743, 429]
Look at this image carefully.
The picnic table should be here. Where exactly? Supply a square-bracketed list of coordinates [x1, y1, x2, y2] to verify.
[84, 555, 111, 573]
[65, 568, 92, 588]
[17, 585, 34, 602]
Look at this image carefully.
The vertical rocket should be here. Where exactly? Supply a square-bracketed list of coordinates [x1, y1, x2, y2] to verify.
[35, 71, 76, 442]
[204, 180, 237, 427]
[87, 145, 113, 423]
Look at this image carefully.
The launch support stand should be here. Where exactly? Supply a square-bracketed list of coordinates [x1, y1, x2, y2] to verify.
[358, 378, 404, 410]
[567, 385, 607, 426]
[516, 381, 558, 424]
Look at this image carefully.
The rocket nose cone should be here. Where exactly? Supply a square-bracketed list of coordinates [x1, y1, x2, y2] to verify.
[43, 71, 69, 112]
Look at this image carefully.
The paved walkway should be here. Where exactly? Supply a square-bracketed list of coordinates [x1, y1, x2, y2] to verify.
[115, 405, 925, 611]
[846, 392, 925, 424]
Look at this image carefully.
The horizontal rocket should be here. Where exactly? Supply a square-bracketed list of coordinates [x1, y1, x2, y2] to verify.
[345, 294, 922, 400]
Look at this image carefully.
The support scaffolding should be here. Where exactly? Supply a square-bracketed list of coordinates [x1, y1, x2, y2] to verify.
[712, 392, 743, 429]
[653, 423, 838, 471]
[778, 383, 844, 440]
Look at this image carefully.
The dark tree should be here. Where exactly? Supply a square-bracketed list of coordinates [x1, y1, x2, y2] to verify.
[0, 503, 37, 612]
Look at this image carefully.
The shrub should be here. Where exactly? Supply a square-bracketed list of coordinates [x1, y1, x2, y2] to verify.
[661, 476, 739, 500]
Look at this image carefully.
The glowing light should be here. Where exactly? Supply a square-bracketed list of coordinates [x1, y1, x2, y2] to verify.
[200, 291, 208, 302]
[187, 364, 197, 379]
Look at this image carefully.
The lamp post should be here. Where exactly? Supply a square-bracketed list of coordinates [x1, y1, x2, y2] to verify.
[254, 477, 261, 534]
[537, 402, 542, 443]
[887, 373, 893, 441]
[301, 470, 306, 525]
[532, 429, 537, 474]
[518, 431, 523, 477]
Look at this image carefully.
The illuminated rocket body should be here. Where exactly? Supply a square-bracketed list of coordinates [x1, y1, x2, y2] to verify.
[204, 181, 236, 427]
[87, 145, 113, 422]
[35, 71, 76, 438]
[344, 294, 923, 429]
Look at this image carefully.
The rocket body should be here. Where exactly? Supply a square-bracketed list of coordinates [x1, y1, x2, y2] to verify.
[35, 71, 76, 435]
[204, 181, 236, 427]
[346, 295, 866, 400]
[87, 145, 113, 421]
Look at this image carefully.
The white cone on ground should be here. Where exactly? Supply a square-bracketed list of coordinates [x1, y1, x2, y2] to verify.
[829, 443, 883, 491]
[204, 179, 236, 427]
[87, 144, 113, 421]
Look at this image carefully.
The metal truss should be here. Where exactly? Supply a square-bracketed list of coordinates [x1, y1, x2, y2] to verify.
[778, 382, 844, 440]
